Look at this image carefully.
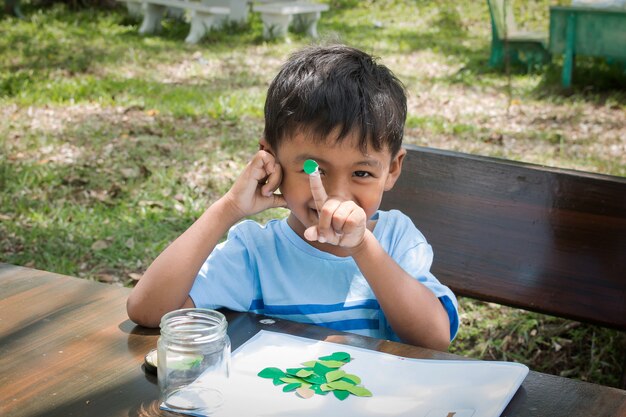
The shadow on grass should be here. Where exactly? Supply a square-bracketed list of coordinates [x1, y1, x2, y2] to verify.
[534, 58, 626, 104]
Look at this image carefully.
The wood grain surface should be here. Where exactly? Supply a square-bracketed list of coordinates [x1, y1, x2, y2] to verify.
[1, 263, 625, 417]
[380, 145, 626, 330]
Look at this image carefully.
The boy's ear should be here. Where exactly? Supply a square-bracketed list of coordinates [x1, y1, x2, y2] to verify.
[259, 138, 275, 156]
[384, 148, 406, 191]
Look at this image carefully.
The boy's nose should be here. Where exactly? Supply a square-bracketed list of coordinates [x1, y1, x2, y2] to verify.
[322, 176, 352, 201]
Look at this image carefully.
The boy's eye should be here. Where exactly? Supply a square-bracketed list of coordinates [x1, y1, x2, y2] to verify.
[353, 171, 372, 178]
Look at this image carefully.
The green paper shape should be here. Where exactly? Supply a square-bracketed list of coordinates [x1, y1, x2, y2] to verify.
[303, 159, 319, 175]
[319, 383, 332, 392]
[258, 367, 286, 379]
[313, 361, 333, 376]
[169, 355, 203, 370]
[283, 383, 301, 392]
[303, 374, 326, 385]
[311, 385, 329, 395]
[296, 386, 316, 399]
[319, 352, 351, 363]
[333, 390, 350, 401]
[296, 369, 314, 378]
[348, 386, 373, 397]
[286, 368, 303, 375]
[325, 369, 346, 383]
[318, 360, 344, 368]
[280, 377, 304, 384]
[259, 351, 371, 400]
[342, 374, 361, 384]
[327, 381, 354, 391]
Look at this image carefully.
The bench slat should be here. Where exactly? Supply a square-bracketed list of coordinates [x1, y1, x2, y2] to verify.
[381, 145, 626, 330]
[120, 0, 229, 14]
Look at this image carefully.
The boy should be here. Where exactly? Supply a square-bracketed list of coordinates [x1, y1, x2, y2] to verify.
[127, 45, 459, 351]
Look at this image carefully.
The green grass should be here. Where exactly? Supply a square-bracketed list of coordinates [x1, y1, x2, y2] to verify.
[1, 0, 624, 387]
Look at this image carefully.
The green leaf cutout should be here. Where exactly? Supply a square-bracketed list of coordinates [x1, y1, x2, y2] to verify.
[347, 386, 373, 397]
[296, 387, 315, 399]
[280, 377, 304, 384]
[258, 367, 286, 379]
[319, 352, 351, 363]
[169, 355, 203, 370]
[286, 367, 310, 376]
[303, 374, 326, 385]
[313, 361, 333, 375]
[317, 360, 345, 368]
[283, 383, 301, 392]
[259, 351, 372, 400]
[342, 373, 361, 384]
[296, 369, 314, 378]
[327, 381, 354, 391]
[311, 384, 329, 395]
[325, 369, 346, 383]
[333, 390, 350, 401]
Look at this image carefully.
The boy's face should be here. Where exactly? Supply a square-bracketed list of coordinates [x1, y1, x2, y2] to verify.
[263, 129, 405, 249]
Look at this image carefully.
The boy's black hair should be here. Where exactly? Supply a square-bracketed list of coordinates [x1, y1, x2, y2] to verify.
[264, 44, 407, 157]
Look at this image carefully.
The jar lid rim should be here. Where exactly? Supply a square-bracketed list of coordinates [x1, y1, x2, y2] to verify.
[160, 308, 228, 342]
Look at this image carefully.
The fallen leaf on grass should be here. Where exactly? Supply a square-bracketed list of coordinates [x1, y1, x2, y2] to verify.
[91, 240, 110, 250]
[128, 272, 142, 281]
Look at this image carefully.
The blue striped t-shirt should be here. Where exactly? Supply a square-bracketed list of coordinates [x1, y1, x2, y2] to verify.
[189, 209, 459, 342]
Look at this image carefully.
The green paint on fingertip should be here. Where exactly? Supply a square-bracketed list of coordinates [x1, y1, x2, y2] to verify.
[303, 159, 319, 175]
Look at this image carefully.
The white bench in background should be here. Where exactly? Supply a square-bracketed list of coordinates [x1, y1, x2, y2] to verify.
[119, 0, 231, 43]
[203, 0, 250, 24]
[119, 0, 330, 42]
[252, 1, 329, 39]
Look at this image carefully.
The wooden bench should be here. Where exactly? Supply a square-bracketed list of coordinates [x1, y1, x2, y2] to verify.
[486, 0, 551, 71]
[120, 0, 230, 43]
[252, 1, 329, 39]
[380, 145, 626, 385]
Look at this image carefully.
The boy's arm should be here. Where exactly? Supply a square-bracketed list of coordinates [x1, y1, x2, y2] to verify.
[349, 232, 452, 351]
[305, 173, 451, 350]
[127, 200, 241, 327]
[127, 150, 285, 328]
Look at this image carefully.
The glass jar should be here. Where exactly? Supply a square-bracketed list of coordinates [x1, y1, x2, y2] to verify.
[157, 308, 231, 414]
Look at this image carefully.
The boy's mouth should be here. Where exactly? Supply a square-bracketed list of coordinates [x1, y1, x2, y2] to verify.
[307, 206, 320, 221]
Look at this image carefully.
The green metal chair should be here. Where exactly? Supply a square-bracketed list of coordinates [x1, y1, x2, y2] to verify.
[487, 0, 551, 71]
[3, 0, 24, 18]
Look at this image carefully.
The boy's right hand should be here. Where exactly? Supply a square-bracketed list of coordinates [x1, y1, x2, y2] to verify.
[222, 150, 287, 219]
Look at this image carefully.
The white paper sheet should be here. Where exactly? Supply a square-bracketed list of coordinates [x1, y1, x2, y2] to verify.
[162, 330, 528, 417]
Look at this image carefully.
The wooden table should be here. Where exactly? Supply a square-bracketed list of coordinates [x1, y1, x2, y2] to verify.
[549, 5, 626, 87]
[1, 263, 625, 417]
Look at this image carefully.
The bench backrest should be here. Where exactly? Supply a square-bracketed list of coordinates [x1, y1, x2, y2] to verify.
[380, 145, 626, 330]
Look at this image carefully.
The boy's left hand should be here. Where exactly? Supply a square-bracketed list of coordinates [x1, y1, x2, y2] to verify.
[303, 173, 367, 248]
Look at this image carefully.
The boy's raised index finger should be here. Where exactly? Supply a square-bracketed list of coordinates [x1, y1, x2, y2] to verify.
[305, 160, 327, 212]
